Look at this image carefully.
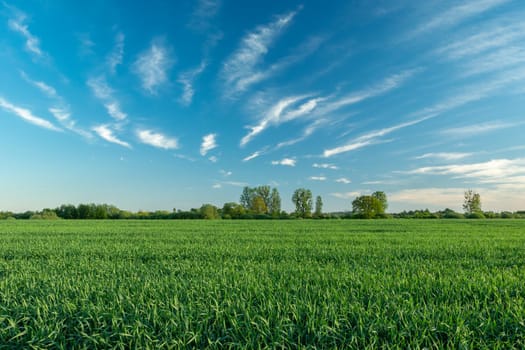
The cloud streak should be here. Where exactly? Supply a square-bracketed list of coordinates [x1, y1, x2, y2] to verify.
[93, 125, 131, 148]
[137, 129, 178, 150]
[200, 133, 217, 156]
[7, 9, 43, 57]
[178, 61, 207, 105]
[107, 32, 125, 74]
[271, 158, 296, 167]
[0, 97, 60, 131]
[133, 39, 174, 94]
[221, 9, 298, 96]
[87, 76, 127, 121]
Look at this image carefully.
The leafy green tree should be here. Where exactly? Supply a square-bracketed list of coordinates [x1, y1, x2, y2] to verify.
[314, 195, 323, 218]
[269, 188, 281, 216]
[292, 188, 313, 218]
[222, 202, 245, 219]
[255, 186, 271, 211]
[463, 190, 482, 215]
[372, 191, 388, 212]
[251, 196, 267, 214]
[352, 195, 384, 219]
[240, 187, 255, 210]
[200, 204, 220, 220]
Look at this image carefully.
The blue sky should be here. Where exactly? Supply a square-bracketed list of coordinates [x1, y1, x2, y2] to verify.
[1, 0, 524, 213]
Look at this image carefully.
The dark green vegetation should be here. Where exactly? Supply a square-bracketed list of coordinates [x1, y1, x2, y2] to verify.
[1, 220, 524, 348]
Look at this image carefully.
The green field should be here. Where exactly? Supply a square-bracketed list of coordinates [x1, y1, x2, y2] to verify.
[0, 220, 524, 348]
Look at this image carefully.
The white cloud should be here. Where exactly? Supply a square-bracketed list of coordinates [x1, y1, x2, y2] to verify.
[403, 158, 525, 180]
[7, 11, 43, 57]
[221, 9, 297, 95]
[87, 76, 113, 100]
[243, 150, 263, 162]
[409, 0, 510, 38]
[323, 116, 431, 157]
[241, 94, 317, 146]
[415, 152, 473, 161]
[313, 163, 338, 170]
[133, 40, 174, 94]
[200, 133, 217, 156]
[309, 176, 327, 181]
[0, 97, 60, 131]
[178, 61, 207, 105]
[20, 71, 57, 98]
[441, 121, 518, 137]
[330, 191, 362, 199]
[316, 69, 419, 116]
[436, 19, 525, 60]
[208, 155, 218, 163]
[271, 158, 296, 167]
[49, 107, 92, 138]
[87, 76, 128, 121]
[137, 129, 178, 150]
[212, 183, 222, 189]
[104, 102, 127, 121]
[107, 32, 125, 74]
[93, 125, 131, 148]
[336, 178, 351, 184]
[220, 169, 232, 177]
[189, 0, 221, 31]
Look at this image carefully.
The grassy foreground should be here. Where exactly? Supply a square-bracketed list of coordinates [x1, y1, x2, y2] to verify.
[0, 220, 524, 349]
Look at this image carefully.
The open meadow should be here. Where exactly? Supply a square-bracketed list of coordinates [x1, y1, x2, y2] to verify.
[0, 219, 524, 348]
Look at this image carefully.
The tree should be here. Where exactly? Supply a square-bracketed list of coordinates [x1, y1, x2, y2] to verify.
[200, 204, 220, 220]
[240, 187, 255, 210]
[352, 195, 384, 219]
[251, 196, 267, 214]
[463, 190, 482, 216]
[255, 186, 271, 211]
[292, 188, 313, 218]
[269, 188, 281, 216]
[372, 191, 388, 212]
[222, 202, 245, 219]
[314, 195, 323, 218]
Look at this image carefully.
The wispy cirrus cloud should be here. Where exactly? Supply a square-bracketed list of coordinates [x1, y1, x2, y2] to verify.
[137, 129, 178, 150]
[316, 69, 419, 117]
[93, 125, 131, 148]
[200, 133, 217, 156]
[243, 150, 264, 162]
[107, 32, 125, 74]
[330, 191, 362, 200]
[0, 96, 60, 131]
[402, 158, 525, 180]
[271, 158, 296, 167]
[133, 39, 174, 94]
[221, 9, 298, 96]
[441, 121, 518, 137]
[335, 177, 351, 184]
[324, 116, 429, 157]
[87, 76, 127, 121]
[414, 152, 473, 161]
[188, 0, 221, 31]
[436, 19, 525, 60]
[20, 71, 91, 137]
[309, 176, 327, 181]
[241, 94, 320, 146]
[313, 163, 338, 170]
[20, 71, 57, 98]
[178, 61, 207, 105]
[408, 0, 510, 39]
[6, 7, 44, 57]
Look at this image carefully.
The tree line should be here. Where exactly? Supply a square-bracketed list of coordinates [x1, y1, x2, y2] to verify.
[1, 188, 523, 220]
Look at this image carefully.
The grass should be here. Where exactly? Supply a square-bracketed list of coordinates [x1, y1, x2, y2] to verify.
[0, 219, 524, 348]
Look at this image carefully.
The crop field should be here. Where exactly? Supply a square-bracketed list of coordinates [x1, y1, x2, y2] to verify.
[0, 220, 524, 348]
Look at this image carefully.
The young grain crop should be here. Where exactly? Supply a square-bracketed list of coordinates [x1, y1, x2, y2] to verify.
[0, 220, 524, 348]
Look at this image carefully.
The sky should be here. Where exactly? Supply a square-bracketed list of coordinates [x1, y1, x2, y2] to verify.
[1, 0, 524, 213]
